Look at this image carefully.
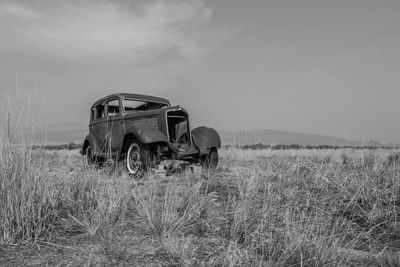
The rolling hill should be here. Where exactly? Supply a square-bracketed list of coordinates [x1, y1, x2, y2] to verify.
[218, 129, 360, 146]
[34, 123, 366, 146]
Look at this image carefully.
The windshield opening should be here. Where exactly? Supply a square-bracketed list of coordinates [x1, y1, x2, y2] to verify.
[123, 99, 168, 112]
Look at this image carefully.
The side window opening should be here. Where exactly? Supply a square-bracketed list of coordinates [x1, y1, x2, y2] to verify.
[107, 99, 120, 117]
[95, 103, 106, 119]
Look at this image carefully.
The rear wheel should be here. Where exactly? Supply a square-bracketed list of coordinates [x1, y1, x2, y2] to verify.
[126, 140, 151, 177]
[201, 147, 219, 170]
[85, 145, 95, 167]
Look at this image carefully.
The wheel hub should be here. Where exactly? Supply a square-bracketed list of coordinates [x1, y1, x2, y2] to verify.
[127, 144, 141, 174]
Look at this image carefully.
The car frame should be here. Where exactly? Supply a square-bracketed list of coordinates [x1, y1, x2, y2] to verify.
[81, 93, 221, 176]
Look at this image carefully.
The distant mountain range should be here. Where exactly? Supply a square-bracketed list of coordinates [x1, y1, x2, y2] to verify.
[31, 123, 393, 147]
[218, 129, 361, 146]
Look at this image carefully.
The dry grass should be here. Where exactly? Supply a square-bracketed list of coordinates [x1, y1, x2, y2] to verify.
[0, 133, 131, 245]
[1, 131, 400, 266]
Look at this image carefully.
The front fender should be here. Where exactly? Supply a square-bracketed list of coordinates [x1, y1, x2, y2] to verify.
[82, 133, 100, 155]
[191, 126, 221, 155]
[126, 124, 168, 144]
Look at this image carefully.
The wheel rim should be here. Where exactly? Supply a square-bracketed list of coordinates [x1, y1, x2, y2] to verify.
[86, 146, 93, 166]
[127, 143, 141, 174]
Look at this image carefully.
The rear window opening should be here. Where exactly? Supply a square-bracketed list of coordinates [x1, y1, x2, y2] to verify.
[167, 110, 190, 145]
[93, 103, 105, 120]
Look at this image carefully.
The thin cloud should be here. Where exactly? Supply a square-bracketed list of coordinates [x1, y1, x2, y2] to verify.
[355, 47, 382, 57]
[0, 0, 215, 64]
[0, 2, 40, 19]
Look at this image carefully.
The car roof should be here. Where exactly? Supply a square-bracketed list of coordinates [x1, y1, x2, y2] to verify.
[92, 93, 171, 107]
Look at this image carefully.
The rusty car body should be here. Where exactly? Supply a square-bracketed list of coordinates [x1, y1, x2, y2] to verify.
[81, 93, 221, 176]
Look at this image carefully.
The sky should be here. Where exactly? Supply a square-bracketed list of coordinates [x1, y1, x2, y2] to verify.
[0, 0, 399, 143]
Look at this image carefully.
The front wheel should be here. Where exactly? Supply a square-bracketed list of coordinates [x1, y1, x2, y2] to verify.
[126, 140, 151, 177]
[201, 147, 219, 170]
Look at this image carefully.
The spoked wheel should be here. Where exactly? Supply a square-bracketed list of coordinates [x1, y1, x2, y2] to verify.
[126, 140, 150, 178]
[201, 147, 219, 171]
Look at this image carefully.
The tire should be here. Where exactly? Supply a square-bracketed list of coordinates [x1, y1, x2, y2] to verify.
[85, 145, 95, 167]
[126, 140, 151, 177]
[202, 147, 219, 170]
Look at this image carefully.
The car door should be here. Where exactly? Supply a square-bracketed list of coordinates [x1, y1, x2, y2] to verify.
[91, 102, 108, 155]
[105, 99, 124, 158]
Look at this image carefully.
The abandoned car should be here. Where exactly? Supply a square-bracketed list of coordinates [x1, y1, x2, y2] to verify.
[81, 93, 221, 176]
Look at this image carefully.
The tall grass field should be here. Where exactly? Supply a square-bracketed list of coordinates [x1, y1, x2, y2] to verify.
[1, 131, 400, 266]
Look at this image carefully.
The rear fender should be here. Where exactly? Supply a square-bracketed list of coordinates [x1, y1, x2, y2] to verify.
[191, 126, 221, 155]
[82, 133, 100, 155]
